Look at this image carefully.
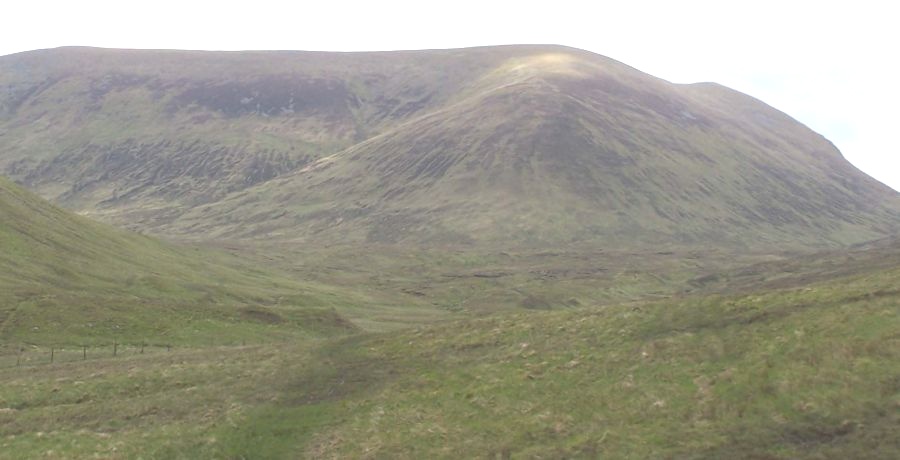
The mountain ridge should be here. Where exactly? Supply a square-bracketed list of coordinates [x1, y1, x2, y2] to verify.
[1, 45, 897, 248]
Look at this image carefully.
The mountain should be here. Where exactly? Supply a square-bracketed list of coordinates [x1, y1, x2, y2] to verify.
[2, 44, 899, 458]
[1, 45, 898, 248]
[0, 175, 359, 347]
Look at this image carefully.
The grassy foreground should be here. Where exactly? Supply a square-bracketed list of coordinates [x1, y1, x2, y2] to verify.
[310, 266, 898, 458]
[2, 244, 897, 458]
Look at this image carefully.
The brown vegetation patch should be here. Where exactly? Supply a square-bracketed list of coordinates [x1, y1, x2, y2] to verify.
[240, 307, 284, 324]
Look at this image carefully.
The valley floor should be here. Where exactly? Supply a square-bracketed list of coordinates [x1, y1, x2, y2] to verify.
[2, 241, 899, 459]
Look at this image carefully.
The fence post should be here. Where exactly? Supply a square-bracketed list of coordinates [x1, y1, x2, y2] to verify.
[114, 342, 118, 357]
[83, 345, 87, 361]
[16, 348, 21, 367]
[141, 342, 145, 354]
[50, 347, 54, 363]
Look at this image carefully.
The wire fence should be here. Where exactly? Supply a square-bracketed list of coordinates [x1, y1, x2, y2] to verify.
[0, 342, 176, 369]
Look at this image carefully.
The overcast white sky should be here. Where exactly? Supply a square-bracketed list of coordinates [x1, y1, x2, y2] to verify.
[2, 0, 897, 191]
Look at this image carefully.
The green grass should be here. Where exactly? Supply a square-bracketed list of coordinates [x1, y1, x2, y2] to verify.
[2, 242, 897, 458]
[301, 262, 900, 458]
[0, 343, 322, 459]
[0, 176, 448, 351]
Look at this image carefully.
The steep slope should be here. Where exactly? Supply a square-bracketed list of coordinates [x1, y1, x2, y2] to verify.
[0, 176, 360, 346]
[1, 45, 898, 248]
[0, 46, 531, 229]
[176, 48, 900, 247]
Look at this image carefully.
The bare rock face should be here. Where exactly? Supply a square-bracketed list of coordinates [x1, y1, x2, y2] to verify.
[1, 46, 898, 248]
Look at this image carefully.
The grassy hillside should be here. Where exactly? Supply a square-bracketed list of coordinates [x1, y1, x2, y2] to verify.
[2, 241, 897, 458]
[1, 46, 897, 248]
[0, 46, 539, 230]
[179, 53, 900, 248]
[0, 176, 446, 349]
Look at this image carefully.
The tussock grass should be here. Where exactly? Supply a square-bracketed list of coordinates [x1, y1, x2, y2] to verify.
[306, 260, 900, 458]
[2, 244, 897, 458]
